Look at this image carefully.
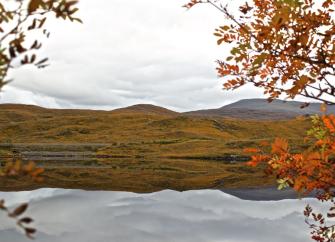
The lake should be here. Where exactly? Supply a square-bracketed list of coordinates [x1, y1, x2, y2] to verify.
[0, 188, 328, 242]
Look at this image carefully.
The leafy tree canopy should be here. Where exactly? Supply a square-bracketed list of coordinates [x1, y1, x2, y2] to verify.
[185, 0, 335, 106]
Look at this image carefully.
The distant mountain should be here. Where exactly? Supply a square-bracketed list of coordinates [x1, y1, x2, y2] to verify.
[112, 104, 178, 116]
[1, 99, 333, 121]
[184, 99, 335, 120]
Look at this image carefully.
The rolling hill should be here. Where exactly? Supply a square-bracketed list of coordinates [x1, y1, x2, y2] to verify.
[0, 100, 318, 192]
[0, 101, 312, 157]
[185, 98, 333, 120]
[112, 104, 178, 116]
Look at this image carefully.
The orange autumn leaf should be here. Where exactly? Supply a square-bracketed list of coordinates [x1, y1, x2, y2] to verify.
[315, 139, 325, 146]
[271, 138, 288, 155]
[322, 115, 335, 133]
[183, 0, 201, 9]
[246, 155, 270, 167]
[243, 148, 260, 153]
[303, 152, 322, 176]
[246, 159, 259, 167]
[259, 140, 270, 147]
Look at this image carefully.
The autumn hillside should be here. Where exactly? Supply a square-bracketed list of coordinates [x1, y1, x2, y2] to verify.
[0, 101, 313, 159]
[0, 100, 317, 192]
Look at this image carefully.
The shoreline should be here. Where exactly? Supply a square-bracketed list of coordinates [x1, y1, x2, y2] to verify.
[0, 186, 317, 201]
[221, 186, 316, 201]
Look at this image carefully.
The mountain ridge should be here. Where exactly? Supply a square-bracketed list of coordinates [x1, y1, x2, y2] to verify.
[184, 99, 333, 120]
[0, 98, 332, 120]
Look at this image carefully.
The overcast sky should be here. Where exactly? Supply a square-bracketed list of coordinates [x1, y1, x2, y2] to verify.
[0, 0, 268, 112]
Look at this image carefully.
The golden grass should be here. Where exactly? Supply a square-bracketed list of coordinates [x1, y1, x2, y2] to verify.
[0, 104, 310, 145]
[0, 104, 312, 192]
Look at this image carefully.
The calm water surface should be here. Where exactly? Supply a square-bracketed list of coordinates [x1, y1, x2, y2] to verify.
[0, 188, 328, 242]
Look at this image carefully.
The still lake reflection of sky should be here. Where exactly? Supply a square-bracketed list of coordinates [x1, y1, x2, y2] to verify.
[0, 189, 328, 242]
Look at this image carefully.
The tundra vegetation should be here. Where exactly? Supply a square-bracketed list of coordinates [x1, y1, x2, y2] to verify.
[0, 103, 314, 192]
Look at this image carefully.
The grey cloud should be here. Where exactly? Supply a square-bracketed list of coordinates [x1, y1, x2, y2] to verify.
[1, 0, 266, 111]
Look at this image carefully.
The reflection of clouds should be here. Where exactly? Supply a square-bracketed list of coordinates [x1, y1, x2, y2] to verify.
[0, 189, 327, 242]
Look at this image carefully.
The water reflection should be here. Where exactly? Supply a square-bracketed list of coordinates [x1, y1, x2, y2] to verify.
[0, 189, 327, 242]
